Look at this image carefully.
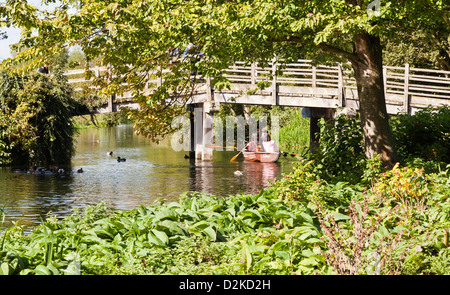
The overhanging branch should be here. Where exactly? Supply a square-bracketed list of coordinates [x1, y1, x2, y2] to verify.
[318, 43, 356, 63]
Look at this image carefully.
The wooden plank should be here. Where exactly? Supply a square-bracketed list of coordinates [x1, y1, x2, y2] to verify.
[404, 64, 410, 114]
[410, 67, 450, 75]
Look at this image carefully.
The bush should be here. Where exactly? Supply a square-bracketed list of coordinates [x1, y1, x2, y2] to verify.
[390, 106, 450, 163]
[310, 113, 366, 183]
[0, 71, 76, 166]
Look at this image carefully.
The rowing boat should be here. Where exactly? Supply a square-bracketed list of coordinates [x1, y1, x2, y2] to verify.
[243, 151, 280, 163]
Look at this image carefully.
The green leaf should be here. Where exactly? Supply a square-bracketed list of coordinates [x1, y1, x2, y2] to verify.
[247, 245, 267, 254]
[46, 263, 60, 275]
[203, 226, 217, 241]
[64, 260, 81, 275]
[34, 265, 52, 275]
[159, 220, 186, 236]
[331, 212, 350, 221]
[241, 209, 263, 220]
[148, 229, 169, 246]
[242, 243, 252, 272]
[274, 250, 290, 261]
[153, 210, 178, 222]
[0, 262, 13, 275]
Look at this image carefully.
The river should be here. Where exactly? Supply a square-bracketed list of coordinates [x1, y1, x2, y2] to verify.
[0, 124, 297, 229]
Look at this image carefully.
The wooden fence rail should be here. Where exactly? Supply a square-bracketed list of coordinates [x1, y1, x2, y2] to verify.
[64, 60, 450, 115]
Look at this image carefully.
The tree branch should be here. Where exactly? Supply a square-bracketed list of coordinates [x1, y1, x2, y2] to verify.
[318, 43, 356, 63]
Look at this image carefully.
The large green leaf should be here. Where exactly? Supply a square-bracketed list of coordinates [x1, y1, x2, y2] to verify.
[148, 229, 169, 247]
[0, 262, 13, 275]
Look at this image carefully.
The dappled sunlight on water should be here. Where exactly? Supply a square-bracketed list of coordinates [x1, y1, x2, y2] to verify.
[0, 124, 297, 229]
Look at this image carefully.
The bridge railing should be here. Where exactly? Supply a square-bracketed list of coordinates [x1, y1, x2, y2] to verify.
[224, 60, 342, 88]
[65, 60, 450, 114]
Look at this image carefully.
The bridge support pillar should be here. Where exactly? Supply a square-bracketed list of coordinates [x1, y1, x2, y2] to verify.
[107, 94, 115, 113]
[308, 107, 334, 151]
[188, 102, 216, 161]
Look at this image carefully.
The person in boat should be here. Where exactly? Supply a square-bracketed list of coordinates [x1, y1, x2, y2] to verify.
[260, 129, 279, 153]
[248, 128, 260, 152]
[248, 128, 280, 153]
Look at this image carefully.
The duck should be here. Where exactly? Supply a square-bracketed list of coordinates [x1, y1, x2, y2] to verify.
[117, 157, 126, 162]
[234, 170, 243, 176]
[184, 154, 190, 159]
[107, 151, 113, 156]
[77, 168, 84, 173]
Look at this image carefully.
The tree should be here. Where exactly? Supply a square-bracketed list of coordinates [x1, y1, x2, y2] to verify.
[1, 0, 448, 167]
[0, 71, 76, 166]
[383, 27, 450, 73]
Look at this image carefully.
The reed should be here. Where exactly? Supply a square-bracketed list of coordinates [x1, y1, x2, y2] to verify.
[277, 108, 310, 154]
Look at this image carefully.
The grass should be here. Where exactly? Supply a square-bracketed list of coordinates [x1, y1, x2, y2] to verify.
[72, 112, 132, 129]
[277, 108, 309, 154]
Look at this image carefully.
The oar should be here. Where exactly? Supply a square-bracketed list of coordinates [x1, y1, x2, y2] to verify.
[230, 142, 250, 162]
[205, 144, 238, 150]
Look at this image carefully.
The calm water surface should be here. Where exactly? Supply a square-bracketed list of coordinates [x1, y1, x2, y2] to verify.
[0, 124, 297, 229]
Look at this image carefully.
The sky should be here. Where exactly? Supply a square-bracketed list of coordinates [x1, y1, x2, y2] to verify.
[0, 0, 61, 60]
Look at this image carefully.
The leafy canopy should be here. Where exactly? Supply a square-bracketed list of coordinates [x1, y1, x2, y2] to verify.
[1, 0, 448, 140]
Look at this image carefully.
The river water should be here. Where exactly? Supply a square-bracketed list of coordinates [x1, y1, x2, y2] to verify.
[0, 124, 297, 229]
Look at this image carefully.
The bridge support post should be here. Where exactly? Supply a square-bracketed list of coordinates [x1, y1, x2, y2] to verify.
[309, 107, 334, 151]
[107, 94, 115, 113]
[188, 102, 215, 161]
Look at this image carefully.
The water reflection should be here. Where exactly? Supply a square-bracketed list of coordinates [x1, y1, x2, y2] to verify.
[0, 124, 296, 229]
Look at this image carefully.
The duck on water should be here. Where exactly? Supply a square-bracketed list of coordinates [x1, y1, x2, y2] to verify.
[12, 165, 66, 176]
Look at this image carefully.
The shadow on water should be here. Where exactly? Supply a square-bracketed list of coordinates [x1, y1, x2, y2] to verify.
[0, 124, 297, 229]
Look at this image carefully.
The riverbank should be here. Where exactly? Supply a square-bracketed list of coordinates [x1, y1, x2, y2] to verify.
[72, 112, 133, 129]
[0, 156, 448, 275]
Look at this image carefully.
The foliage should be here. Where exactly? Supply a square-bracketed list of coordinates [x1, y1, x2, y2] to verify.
[72, 112, 132, 129]
[0, 0, 449, 275]
[390, 106, 450, 163]
[0, 71, 76, 166]
[2, 0, 448, 166]
[0, 191, 326, 275]
[382, 12, 450, 71]
[372, 164, 435, 211]
[289, 106, 450, 185]
[316, 197, 411, 275]
[1, 156, 449, 275]
[311, 113, 366, 182]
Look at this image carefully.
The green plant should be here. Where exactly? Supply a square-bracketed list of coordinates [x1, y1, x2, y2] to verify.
[390, 105, 450, 163]
[316, 196, 413, 275]
[310, 113, 365, 183]
[0, 158, 449, 275]
[0, 71, 77, 166]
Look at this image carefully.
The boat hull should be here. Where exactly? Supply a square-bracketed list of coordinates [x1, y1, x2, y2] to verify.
[243, 151, 280, 163]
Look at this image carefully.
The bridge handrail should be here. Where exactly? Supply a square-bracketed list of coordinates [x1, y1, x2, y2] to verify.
[64, 60, 450, 106]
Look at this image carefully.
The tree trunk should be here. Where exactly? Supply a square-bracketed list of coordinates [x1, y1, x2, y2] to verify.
[351, 32, 399, 168]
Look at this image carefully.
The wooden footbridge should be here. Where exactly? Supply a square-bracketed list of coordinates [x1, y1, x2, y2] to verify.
[65, 60, 450, 160]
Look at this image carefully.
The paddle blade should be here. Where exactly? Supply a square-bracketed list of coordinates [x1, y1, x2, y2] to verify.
[230, 153, 240, 162]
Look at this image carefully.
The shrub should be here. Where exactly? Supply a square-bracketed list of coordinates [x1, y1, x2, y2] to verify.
[0, 72, 76, 166]
[371, 163, 434, 211]
[309, 113, 366, 183]
[390, 105, 450, 163]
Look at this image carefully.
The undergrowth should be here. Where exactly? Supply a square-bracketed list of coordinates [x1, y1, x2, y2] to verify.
[0, 107, 449, 275]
